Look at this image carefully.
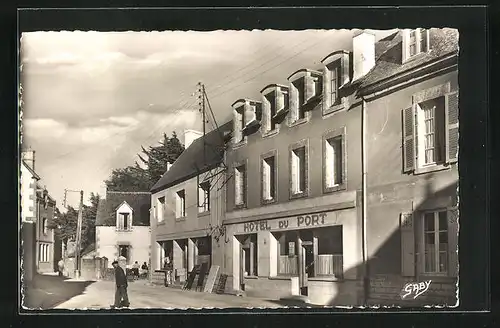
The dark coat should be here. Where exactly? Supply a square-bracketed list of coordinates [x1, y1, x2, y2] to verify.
[163, 262, 173, 271]
[114, 266, 128, 287]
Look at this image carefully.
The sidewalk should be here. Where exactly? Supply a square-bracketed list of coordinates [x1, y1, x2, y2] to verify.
[55, 280, 287, 309]
[23, 274, 95, 309]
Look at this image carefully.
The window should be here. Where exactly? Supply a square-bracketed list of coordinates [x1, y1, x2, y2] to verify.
[233, 105, 246, 144]
[38, 243, 49, 262]
[262, 155, 276, 202]
[194, 236, 212, 266]
[405, 28, 429, 60]
[198, 181, 210, 213]
[276, 232, 298, 276]
[42, 218, 48, 235]
[418, 97, 446, 166]
[402, 88, 458, 173]
[325, 136, 343, 189]
[315, 227, 343, 278]
[291, 146, 307, 195]
[327, 61, 341, 106]
[423, 211, 448, 274]
[157, 196, 165, 222]
[119, 245, 130, 263]
[175, 190, 186, 218]
[117, 212, 131, 231]
[234, 164, 247, 207]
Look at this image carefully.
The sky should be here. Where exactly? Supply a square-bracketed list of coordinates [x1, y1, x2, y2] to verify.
[20, 29, 395, 208]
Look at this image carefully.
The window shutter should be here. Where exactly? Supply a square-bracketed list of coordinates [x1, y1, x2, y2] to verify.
[289, 82, 298, 121]
[291, 152, 298, 193]
[276, 89, 285, 113]
[447, 207, 459, 278]
[340, 53, 350, 87]
[323, 68, 331, 110]
[400, 212, 415, 277]
[305, 74, 315, 102]
[262, 161, 269, 200]
[233, 112, 241, 143]
[241, 168, 246, 205]
[324, 140, 333, 188]
[445, 91, 459, 163]
[234, 169, 241, 205]
[402, 106, 416, 173]
[198, 186, 204, 208]
[262, 98, 270, 133]
[402, 30, 409, 62]
[175, 194, 181, 218]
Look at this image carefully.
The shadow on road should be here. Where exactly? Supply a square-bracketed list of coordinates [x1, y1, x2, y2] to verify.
[263, 299, 324, 308]
[22, 274, 95, 310]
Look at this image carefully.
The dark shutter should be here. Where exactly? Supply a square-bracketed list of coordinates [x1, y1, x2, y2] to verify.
[447, 208, 459, 278]
[402, 106, 416, 173]
[445, 91, 459, 163]
[400, 212, 415, 277]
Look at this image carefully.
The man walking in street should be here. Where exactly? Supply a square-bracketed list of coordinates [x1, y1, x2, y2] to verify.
[111, 260, 130, 309]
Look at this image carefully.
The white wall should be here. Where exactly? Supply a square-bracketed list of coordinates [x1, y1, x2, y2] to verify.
[96, 226, 151, 268]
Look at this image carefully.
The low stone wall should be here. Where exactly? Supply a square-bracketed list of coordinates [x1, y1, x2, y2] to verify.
[243, 277, 292, 300]
[368, 274, 457, 306]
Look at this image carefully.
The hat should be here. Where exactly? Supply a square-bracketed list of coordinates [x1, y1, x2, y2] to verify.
[112, 260, 119, 265]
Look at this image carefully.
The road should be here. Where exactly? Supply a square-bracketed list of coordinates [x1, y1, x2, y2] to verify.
[54, 280, 287, 309]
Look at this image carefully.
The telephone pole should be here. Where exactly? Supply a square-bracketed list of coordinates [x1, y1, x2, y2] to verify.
[64, 189, 84, 279]
[198, 82, 206, 168]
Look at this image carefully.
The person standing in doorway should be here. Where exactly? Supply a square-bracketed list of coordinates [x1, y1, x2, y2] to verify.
[111, 260, 130, 308]
[163, 256, 173, 287]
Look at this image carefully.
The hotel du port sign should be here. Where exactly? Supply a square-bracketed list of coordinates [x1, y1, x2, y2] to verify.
[237, 211, 340, 234]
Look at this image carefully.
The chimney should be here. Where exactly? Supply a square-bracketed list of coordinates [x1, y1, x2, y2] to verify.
[352, 30, 376, 81]
[21, 148, 36, 171]
[184, 129, 203, 148]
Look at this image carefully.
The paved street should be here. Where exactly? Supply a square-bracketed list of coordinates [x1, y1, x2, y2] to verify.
[55, 280, 287, 309]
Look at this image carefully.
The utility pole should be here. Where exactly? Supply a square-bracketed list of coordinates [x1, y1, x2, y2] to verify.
[74, 190, 84, 279]
[198, 82, 206, 168]
[64, 189, 84, 279]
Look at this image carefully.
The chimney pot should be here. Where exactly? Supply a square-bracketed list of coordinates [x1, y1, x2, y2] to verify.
[352, 30, 376, 81]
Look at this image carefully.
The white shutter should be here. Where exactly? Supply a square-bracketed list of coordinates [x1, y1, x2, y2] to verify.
[305, 73, 315, 102]
[262, 160, 269, 200]
[340, 52, 350, 87]
[291, 151, 298, 193]
[447, 207, 459, 278]
[276, 88, 285, 113]
[198, 186, 204, 212]
[400, 212, 415, 277]
[324, 140, 333, 187]
[262, 96, 270, 132]
[289, 82, 298, 121]
[239, 168, 245, 204]
[323, 67, 331, 109]
[234, 169, 241, 205]
[175, 193, 181, 218]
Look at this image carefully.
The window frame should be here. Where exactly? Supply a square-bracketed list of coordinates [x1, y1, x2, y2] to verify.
[326, 60, 342, 107]
[233, 159, 248, 209]
[289, 139, 310, 200]
[403, 28, 430, 62]
[175, 189, 186, 219]
[260, 149, 278, 205]
[198, 180, 211, 214]
[421, 209, 449, 275]
[322, 127, 347, 194]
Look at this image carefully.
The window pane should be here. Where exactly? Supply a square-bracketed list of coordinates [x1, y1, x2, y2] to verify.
[424, 213, 435, 231]
[424, 250, 436, 272]
[439, 211, 448, 230]
[425, 232, 435, 245]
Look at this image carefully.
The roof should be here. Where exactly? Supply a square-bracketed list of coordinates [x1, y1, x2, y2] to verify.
[150, 120, 233, 194]
[95, 191, 151, 226]
[36, 183, 56, 205]
[359, 28, 459, 89]
[21, 160, 40, 180]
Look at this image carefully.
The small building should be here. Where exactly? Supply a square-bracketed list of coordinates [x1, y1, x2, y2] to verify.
[20, 150, 41, 283]
[95, 190, 151, 268]
[150, 125, 232, 285]
[35, 184, 57, 274]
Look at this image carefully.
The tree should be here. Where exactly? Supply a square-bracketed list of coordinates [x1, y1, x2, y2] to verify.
[105, 131, 185, 192]
[48, 192, 100, 251]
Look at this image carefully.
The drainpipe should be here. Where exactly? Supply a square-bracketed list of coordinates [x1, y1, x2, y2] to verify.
[361, 97, 370, 305]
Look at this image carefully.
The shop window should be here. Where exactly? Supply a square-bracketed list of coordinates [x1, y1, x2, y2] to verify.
[276, 231, 299, 276]
[314, 226, 343, 277]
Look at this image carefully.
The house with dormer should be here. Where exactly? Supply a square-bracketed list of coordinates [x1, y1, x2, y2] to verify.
[95, 190, 151, 268]
[221, 28, 459, 306]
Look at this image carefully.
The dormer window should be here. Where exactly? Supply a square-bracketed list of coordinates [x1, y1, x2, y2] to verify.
[232, 99, 261, 143]
[288, 69, 322, 125]
[403, 28, 429, 61]
[234, 105, 245, 144]
[321, 51, 351, 113]
[261, 84, 289, 136]
[116, 201, 133, 231]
